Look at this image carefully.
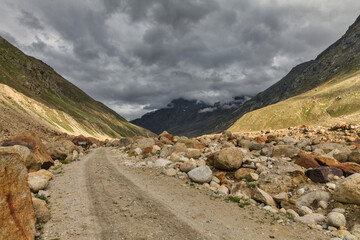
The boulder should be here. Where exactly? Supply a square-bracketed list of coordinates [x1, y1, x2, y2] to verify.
[213, 147, 243, 171]
[296, 191, 331, 209]
[188, 166, 212, 183]
[118, 137, 134, 147]
[154, 159, 172, 168]
[45, 140, 79, 161]
[252, 188, 276, 207]
[27, 171, 52, 193]
[180, 161, 197, 173]
[0, 152, 36, 240]
[0, 132, 54, 169]
[235, 168, 255, 180]
[327, 212, 346, 228]
[305, 166, 343, 183]
[291, 152, 320, 169]
[159, 145, 174, 158]
[178, 138, 204, 149]
[134, 138, 156, 151]
[333, 173, 360, 205]
[32, 198, 51, 223]
[0, 145, 41, 170]
[272, 145, 300, 158]
[172, 143, 187, 153]
[349, 151, 360, 164]
[295, 213, 325, 225]
[185, 148, 202, 159]
[158, 131, 174, 142]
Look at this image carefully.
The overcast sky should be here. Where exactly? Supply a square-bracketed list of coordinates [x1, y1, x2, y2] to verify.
[0, 1, 359, 120]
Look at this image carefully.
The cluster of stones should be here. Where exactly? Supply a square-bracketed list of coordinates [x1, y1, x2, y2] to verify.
[0, 131, 86, 239]
[115, 124, 360, 240]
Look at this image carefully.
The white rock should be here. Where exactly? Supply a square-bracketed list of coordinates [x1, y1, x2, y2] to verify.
[295, 213, 325, 225]
[297, 188, 305, 195]
[327, 212, 346, 228]
[154, 159, 172, 168]
[296, 191, 330, 209]
[188, 166, 212, 183]
[218, 185, 229, 195]
[326, 183, 336, 190]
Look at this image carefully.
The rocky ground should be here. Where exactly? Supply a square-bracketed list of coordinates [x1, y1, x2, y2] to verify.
[1, 123, 360, 239]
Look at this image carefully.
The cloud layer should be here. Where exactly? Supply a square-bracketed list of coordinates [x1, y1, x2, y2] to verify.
[0, 0, 359, 119]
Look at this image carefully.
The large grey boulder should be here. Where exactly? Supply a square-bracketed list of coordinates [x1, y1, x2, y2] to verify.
[188, 166, 212, 183]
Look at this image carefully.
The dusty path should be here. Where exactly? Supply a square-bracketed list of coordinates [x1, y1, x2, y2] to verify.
[41, 148, 327, 240]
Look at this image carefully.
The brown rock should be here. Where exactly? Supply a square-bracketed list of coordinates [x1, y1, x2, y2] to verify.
[32, 198, 51, 223]
[158, 131, 174, 142]
[213, 147, 243, 171]
[180, 161, 197, 173]
[216, 172, 227, 184]
[45, 140, 79, 161]
[291, 152, 320, 169]
[349, 151, 360, 164]
[0, 145, 41, 170]
[334, 162, 360, 175]
[315, 156, 340, 167]
[1, 132, 54, 169]
[234, 168, 255, 180]
[172, 143, 187, 153]
[178, 138, 204, 149]
[255, 137, 266, 144]
[0, 152, 36, 240]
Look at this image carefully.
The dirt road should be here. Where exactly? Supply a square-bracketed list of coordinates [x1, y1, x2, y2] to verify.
[41, 148, 327, 240]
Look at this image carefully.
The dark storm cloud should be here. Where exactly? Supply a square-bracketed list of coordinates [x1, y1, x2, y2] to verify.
[18, 10, 44, 30]
[0, 0, 359, 120]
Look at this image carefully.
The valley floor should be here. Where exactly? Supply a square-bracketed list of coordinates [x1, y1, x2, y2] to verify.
[41, 148, 326, 240]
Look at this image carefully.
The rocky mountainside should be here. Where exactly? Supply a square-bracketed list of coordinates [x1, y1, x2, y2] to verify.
[135, 15, 360, 136]
[227, 14, 360, 132]
[131, 96, 250, 137]
[0, 36, 152, 139]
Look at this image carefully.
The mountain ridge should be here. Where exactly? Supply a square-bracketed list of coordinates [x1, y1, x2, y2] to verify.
[0, 36, 152, 139]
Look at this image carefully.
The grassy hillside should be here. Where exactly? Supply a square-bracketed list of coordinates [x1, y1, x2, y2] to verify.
[229, 71, 360, 132]
[217, 15, 360, 133]
[0, 36, 152, 138]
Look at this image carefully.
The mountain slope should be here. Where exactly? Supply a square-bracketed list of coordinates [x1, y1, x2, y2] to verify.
[0, 36, 152, 139]
[229, 71, 360, 132]
[228, 15, 360, 132]
[225, 15, 360, 131]
[131, 97, 250, 136]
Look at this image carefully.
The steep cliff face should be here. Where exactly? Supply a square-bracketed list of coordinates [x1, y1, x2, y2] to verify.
[0, 36, 152, 139]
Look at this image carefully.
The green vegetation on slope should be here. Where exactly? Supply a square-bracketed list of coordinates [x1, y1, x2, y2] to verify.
[228, 72, 360, 132]
[0, 36, 151, 138]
